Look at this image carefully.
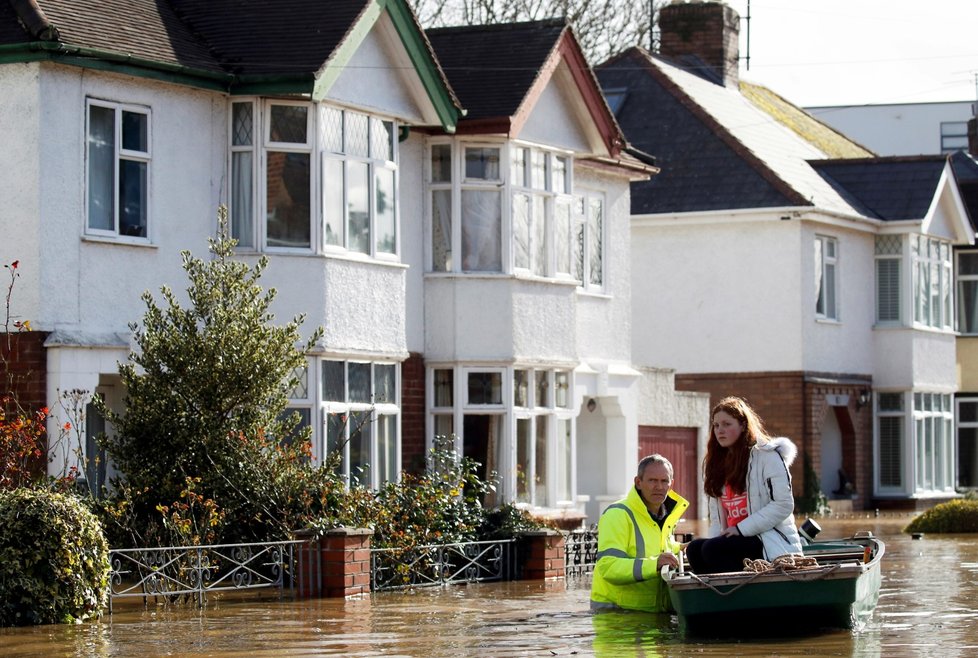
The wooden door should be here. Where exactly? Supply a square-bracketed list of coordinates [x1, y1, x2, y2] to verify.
[638, 426, 698, 519]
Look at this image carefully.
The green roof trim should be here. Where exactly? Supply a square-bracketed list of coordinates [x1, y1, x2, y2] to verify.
[382, 0, 461, 131]
[0, 42, 232, 91]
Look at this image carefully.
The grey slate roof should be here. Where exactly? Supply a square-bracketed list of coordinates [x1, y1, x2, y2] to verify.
[951, 151, 978, 230]
[1, 0, 412, 78]
[596, 48, 798, 214]
[809, 156, 947, 221]
[426, 19, 566, 121]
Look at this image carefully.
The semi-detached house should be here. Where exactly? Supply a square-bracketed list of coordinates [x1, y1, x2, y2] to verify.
[0, 0, 707, 526]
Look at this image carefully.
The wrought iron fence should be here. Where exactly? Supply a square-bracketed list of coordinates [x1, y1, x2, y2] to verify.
[108, 540, 303, 610]
[371, 539, 517, 591]
[564, 526, 598, 577]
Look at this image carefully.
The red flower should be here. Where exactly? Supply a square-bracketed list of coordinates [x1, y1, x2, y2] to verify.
[10, 260, 18, 269]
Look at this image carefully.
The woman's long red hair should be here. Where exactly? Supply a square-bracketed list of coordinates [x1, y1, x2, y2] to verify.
[703, 396, 770, 498]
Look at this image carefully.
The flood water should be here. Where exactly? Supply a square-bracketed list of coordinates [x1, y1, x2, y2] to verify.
[3, 515, 978, 657]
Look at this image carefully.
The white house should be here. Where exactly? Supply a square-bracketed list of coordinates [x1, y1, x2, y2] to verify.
[0, 1, 707, 525]
[599, 1, 976, 509]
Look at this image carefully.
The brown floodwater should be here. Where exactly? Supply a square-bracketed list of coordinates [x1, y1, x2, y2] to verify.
[2, 515, 977, 657]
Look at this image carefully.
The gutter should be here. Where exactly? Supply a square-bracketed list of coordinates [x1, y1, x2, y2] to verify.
[0, 41, 234, 88]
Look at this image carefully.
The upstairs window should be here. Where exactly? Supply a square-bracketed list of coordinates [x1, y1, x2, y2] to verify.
[428, 141, 603, 288]
[957, 250, 978, 334]
[815, 235, 838, 320]
[912, 235, 952, 330]
[86, 99, 151, 239]
[875, 235, 902, 324]
[229, 100, 397, 257]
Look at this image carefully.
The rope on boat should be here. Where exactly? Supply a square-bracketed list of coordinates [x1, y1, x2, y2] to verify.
[682, 555, 841, 597]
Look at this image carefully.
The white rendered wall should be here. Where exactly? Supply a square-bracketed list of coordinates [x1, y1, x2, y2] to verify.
[519, 72, 593, 154]
[806, 101, 974, 156]
[799, 221, 875, 374]
[0, 63, 42, 326]
[631, 215, 804, 373]
[35, 66, 222, 335]
[873, 328, 958, 390]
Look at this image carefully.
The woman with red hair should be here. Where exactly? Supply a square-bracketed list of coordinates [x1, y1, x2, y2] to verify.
[685, 396, 802, 574]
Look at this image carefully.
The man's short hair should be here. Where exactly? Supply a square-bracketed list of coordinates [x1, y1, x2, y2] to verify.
[637, 454, 673, 481]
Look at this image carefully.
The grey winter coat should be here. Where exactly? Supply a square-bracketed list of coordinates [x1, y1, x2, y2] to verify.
[705, 436, 803, 560]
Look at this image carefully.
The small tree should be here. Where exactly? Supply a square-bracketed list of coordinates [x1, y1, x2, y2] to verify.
[99, 208, 323, 544]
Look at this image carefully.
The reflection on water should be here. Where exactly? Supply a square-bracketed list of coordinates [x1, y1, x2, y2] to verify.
[2, 516, 978, 656]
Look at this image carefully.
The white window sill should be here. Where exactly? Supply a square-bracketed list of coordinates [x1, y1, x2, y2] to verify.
[82, 235, 157, 249]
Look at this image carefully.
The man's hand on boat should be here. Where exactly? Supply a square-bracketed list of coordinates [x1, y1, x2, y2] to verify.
[656, 552, 680, 569]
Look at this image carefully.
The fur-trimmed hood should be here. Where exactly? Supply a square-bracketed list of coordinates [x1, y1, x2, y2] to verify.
[755, 436, 797, 468]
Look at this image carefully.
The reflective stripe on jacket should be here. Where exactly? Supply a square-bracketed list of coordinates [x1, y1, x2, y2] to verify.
[590, 487, 689, 613]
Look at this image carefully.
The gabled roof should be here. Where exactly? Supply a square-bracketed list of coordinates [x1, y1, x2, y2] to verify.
[809, 156, 947, 221]
[426, 18, 642, 170]
[951, 151, 978, 231]
[0, 0, 462, 129]
[597, 47, 889, 217]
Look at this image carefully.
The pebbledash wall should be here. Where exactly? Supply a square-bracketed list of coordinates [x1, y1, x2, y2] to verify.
[675, 371, 873, 512]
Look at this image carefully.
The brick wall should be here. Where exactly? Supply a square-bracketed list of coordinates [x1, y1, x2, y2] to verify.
[658, 1, 740, 88]
[1, 331, 48, 411]
[400, 352, 426, 474]
[675, 371, 874, 511]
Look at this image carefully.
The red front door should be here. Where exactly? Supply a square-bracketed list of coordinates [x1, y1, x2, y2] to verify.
[638, 426, 698, 519]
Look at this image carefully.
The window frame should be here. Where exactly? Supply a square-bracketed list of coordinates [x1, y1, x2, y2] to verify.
[957, 396, 978, 489]
[874, 234, 903, 325]
[875, 391, 907, 494]
[85, 98, 152, 242]
[912, 392, 954, 494]
[426, 139, 586, 281]
[912, 235, 953, 330]
[815, 234, 838, 321]
[227, 99, 399, 259]
[956, 249, 978, 335]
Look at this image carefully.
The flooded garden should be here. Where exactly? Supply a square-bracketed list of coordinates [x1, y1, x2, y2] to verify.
[3, 514, 978, 656]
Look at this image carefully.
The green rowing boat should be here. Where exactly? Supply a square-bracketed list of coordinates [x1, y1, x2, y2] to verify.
[663, 531, 885, 634]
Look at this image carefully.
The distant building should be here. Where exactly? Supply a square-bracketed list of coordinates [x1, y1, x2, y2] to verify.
[806, 101, 975, 156]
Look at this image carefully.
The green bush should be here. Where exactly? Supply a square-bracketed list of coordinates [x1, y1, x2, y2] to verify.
[0, 488, 110, 626]
[904, 499, 978, 534]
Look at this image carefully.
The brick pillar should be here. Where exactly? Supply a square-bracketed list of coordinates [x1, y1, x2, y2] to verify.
[520, 530, 566, 580]
[321, 527, 373, 597]
[400, 352, 426, 475]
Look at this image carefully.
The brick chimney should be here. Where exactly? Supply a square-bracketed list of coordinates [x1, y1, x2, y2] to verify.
[658, 1, 740, 89]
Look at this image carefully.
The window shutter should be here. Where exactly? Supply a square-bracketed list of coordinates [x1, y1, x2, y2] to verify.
[876, 258, 900, 322]
[878, 416, 903, 488]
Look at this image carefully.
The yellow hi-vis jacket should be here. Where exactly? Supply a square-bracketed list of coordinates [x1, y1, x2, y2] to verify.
[590, 487, 689, 613]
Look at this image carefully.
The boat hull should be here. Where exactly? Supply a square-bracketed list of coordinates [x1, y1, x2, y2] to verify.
[666, 535, 884, 633]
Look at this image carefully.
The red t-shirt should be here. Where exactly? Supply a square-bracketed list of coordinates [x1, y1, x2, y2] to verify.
[720, 484, 749, 528]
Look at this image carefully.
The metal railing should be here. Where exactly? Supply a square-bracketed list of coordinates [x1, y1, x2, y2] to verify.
[108, 540, 304, 610]
[564, 527, 599, 577]
[371, 539, 517, 591]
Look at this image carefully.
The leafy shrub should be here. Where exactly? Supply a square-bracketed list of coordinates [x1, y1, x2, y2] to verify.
[0, 488, 109, 626]
[478, 503, 549, 540]
[904, 499, 978, 534]
[97, 210, 323, 545]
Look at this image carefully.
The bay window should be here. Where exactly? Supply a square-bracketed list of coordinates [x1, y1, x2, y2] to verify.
[321, 359, 400, 488]
[229, 100, 397, 257]
[957, 250, 978, 334]
[875, 235, 902, 324]
[428, 141, 603, 288]
[432, 365, 575, 509]
[913, 235, 952, 329]
[958, 398, 978, 488]
[913, 392, 954, 493]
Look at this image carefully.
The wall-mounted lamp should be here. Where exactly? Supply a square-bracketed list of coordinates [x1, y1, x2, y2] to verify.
[857, 390, 871, 409]
[587, 398, 597, 413]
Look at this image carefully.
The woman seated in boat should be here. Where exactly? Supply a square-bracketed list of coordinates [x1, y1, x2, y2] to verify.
[685, 396, 802, 574]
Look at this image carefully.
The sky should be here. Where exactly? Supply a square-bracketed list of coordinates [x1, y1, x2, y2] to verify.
[723, 0, 978, 108]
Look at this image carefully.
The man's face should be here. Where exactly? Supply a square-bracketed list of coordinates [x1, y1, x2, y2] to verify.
[634, 462, 672, 509]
